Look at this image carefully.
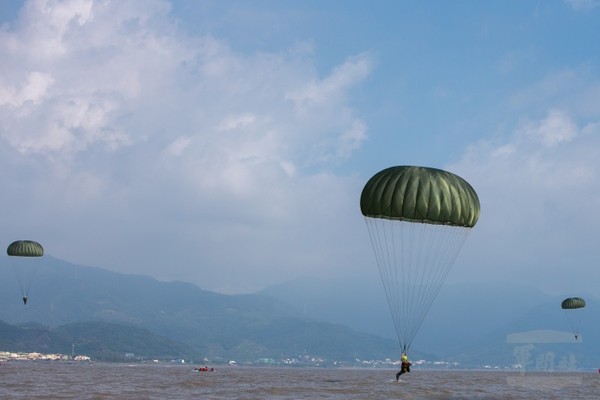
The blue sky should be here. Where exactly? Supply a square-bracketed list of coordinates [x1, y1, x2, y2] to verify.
[0, 0, 599, 295]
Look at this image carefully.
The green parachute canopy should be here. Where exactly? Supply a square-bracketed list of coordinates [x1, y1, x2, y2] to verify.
[7, 240, 44, 257]
[360, 166, 480, 352]
[6, 240, 44, 305]
[360, 165, 480, 226]
[561, 297, 585, 310]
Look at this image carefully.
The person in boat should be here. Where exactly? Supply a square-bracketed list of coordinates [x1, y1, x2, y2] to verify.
[194, 366, 215, 372]
[396, 353, 411, 381]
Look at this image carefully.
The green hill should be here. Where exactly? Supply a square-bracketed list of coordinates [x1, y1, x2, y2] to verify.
[0, 320, 200, 361]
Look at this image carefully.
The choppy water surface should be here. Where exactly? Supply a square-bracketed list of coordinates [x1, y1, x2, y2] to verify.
[1, 362, 599, 399]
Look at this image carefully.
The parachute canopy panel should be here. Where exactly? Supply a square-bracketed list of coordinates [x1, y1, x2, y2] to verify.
[7, 240, 44, 257]
[360, 166, 480, 227]
[561, 297, 586, 309]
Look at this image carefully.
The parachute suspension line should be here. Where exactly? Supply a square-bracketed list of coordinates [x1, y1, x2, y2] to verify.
[399, 222, 456, 349]
[365, 217, 403, 349]
[11, 262, 28, 300]
[10, 264, 25, 299]
[10, 258, 41, 301]
[563, 308, 585, 339]
[364, 217, 472, 351]
[403, 221, 422, 350]
[24, 262, 40, 300]
[410, 224, 471, 345]
[399, 219, 413, 350]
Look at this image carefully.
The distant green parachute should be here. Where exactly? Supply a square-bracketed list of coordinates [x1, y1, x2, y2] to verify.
[361, 166, 480, 352]
[561, 297, 585, 310]
[7, 240, 44, 257]
[561, 297, 585, 340]
[7, 240, 44, 305]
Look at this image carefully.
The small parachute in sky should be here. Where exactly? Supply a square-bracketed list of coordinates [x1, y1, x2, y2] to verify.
[7, 240, 44, 305]
[561, 297, 585, 341]
[360, 166, 480, 352]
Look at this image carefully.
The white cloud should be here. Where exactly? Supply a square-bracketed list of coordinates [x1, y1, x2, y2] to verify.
[0, 71, 54, 107]
[564, 0, 600, 10]
[519, 109, 578, 147]
[164, 136, 191, 157]
[450, 102, 600, 292]
[0, 0, 373, 293]
[285, 53, 373, 110]
[337, 120, 367, 159]
[217, 113, 256, 131]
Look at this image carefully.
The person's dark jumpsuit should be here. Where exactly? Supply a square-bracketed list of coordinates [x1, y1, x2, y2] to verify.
[396, 353, 411, 381]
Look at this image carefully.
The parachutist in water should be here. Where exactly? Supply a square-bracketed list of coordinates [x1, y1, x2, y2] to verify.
[396, 353, 411, 381]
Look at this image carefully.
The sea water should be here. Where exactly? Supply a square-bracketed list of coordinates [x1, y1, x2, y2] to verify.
[0, 362, 598, 399]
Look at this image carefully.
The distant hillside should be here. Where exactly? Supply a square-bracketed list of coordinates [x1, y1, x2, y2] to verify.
[0, 320, 200, 361]
[259, 276, 555, 352]
[259, 275, 396, 339]
[0, 257, 397, 362]
[261, 276, 600, 368]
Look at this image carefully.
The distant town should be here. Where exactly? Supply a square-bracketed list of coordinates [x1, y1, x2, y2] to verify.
[0, 350, 465, 369]
[0, 350, 539, 371]
[0, 351, 91, 362]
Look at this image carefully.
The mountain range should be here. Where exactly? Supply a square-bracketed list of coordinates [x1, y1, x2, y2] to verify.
[0, 257, 397, 363]
[1, 256, 598, 369]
